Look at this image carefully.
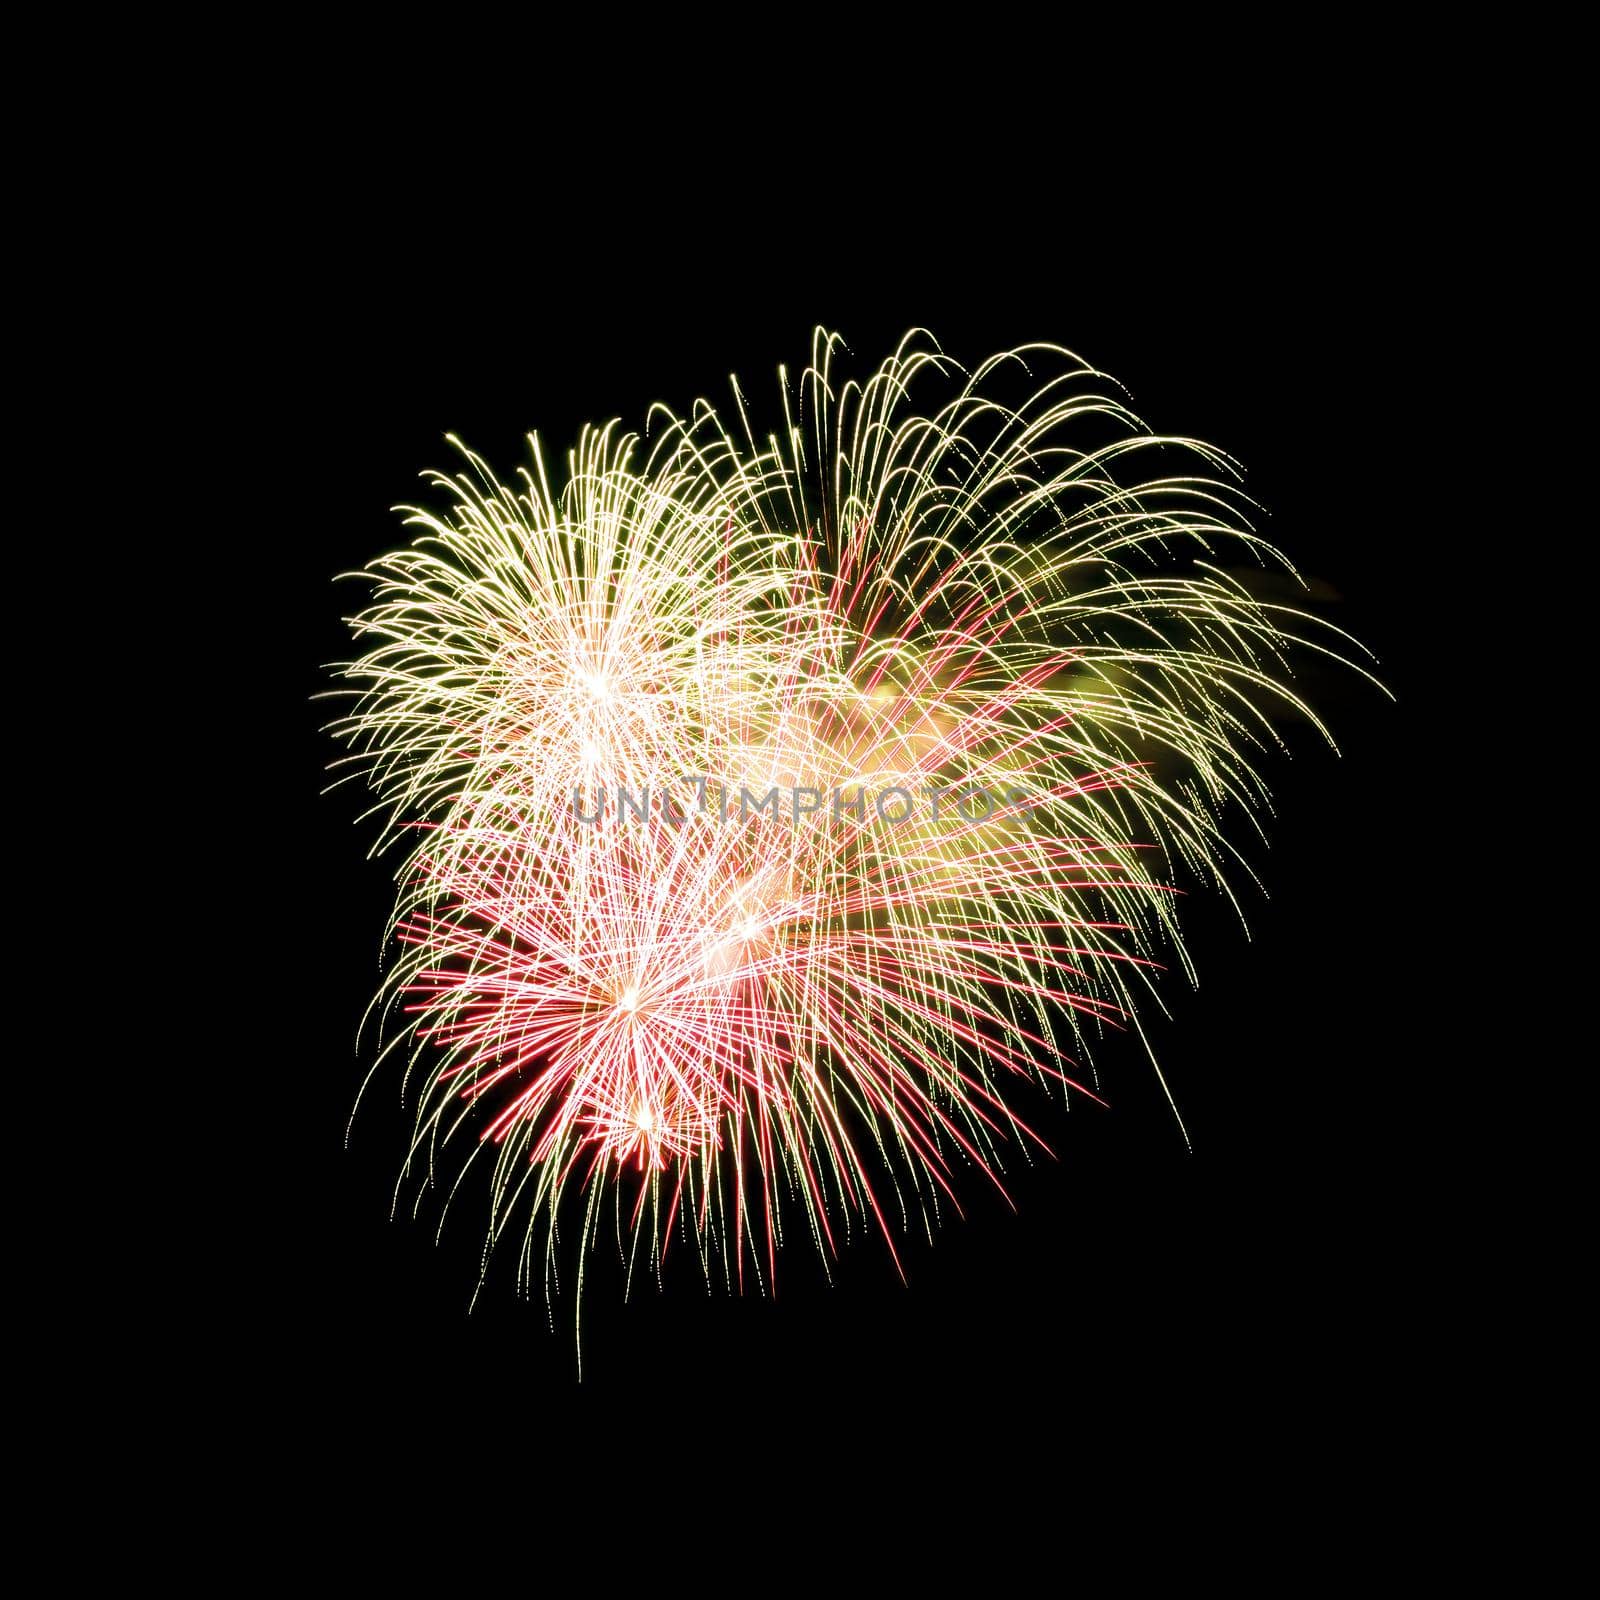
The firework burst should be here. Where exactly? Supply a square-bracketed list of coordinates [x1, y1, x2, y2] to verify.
[327, 328, 1378, 1336]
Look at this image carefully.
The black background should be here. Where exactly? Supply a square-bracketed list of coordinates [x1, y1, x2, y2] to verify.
[260, 198, 1439, 1434]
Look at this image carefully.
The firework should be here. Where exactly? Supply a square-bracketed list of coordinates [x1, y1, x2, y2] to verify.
[327, 328, 1377, 1336]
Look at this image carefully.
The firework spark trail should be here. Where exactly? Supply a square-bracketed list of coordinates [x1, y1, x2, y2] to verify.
[327, 327, 1380, 1334]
